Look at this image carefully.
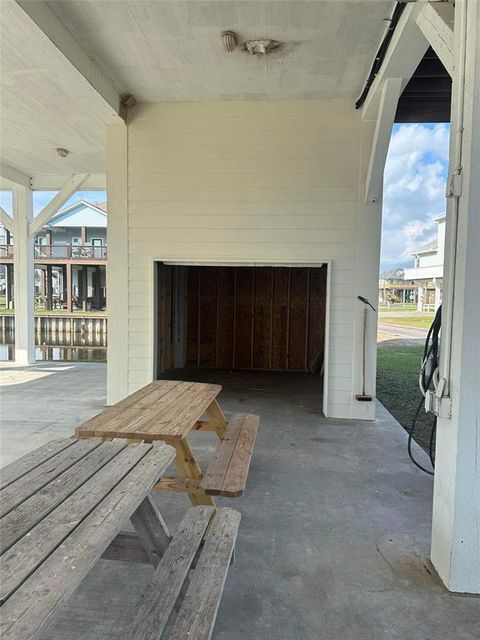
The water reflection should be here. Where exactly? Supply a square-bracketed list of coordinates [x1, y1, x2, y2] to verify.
[0, 329, 107, 362]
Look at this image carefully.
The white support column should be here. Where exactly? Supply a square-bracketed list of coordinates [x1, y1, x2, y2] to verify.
[106, 122, 129, 404]
[12, 184, 35, 364]
[431, 0, 480, 594]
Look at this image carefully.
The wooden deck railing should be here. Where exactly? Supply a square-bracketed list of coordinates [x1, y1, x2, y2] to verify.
[0, 245, 14, 260]
[0, 244, 107, 261]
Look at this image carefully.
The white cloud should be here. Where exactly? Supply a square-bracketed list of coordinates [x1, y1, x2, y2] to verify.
[381, 123, 449, 271]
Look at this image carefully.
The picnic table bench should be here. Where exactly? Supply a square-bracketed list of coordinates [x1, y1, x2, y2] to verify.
[76, 380, 259, 506]
[0, 438, 241, 640]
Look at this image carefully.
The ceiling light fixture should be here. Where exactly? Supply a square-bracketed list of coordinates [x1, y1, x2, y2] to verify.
[221, 31, 237, 52]
[242, 39, 279, 55]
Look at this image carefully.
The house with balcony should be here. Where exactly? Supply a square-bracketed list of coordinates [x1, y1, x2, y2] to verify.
[378, 266, 418, 305]
[0, 200, 107, 311]
[404, 214, 445, 311]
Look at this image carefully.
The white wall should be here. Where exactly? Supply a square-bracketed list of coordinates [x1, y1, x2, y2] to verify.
[108, 100, 381, 419]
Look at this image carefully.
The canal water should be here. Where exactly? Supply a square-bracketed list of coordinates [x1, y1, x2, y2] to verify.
[0, 327, 107, 362]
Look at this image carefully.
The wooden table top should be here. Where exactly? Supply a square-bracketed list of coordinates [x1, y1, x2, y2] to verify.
[0, 437, 174, 640]
[76, 380, 222, 443]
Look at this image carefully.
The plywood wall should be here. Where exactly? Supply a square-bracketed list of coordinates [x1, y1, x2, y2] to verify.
[183, 266, 326, 372]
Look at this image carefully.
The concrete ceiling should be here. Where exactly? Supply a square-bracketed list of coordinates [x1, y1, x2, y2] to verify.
[0, 0, 394, 180]
[0, 0, 114, 177]
[48, 0, 393, 102]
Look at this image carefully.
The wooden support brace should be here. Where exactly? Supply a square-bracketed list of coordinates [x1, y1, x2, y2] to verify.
[28, 173, 89, 236]
[206, 399, 228, 438]
[365, 77, 403, 207]
[0, 207, 13, 232]
[102, 532, 150, 564]
[173, 439, 216, 508]
[153, 476, 205, 495]
[416, 1, 454, 77]
[130, 494, 172, 567]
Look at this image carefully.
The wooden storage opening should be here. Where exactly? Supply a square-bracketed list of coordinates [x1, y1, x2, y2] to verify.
[156, 264, 327, 374]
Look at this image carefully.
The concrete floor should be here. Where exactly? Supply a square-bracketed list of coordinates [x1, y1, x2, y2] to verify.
[1, 362, 479, 639]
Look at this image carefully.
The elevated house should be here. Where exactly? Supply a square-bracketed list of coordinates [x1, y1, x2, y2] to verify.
[378, 266, 417, 305]
[404, 214, 445, 311]
[0, 200, 107, 310]
[0, 0, 478, 599]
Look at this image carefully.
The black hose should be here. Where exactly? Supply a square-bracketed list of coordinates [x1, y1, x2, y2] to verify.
[355, 2, 406, 110]
[407, 305, 442, 474]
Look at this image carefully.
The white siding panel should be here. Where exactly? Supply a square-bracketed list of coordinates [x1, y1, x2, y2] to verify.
[129, 214, 358, 231]
[128, 201, 359, 216]
[122, 100, 377, 419]
[129, 186, 358, 202]
[128, 143, 360, 161]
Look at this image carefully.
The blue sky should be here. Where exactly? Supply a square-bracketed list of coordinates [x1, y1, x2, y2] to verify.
[2, 124, 449, 273]
[0, 190, 106, 215]
[381, 122, 450, 272]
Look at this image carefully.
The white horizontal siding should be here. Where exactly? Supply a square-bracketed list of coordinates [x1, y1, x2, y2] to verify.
[123, 100, 374, 417]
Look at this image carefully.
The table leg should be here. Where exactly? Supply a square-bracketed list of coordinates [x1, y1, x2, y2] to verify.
[206, 399, 228, 438]
[130, 495, 171, 567]
[174, 439, 216, 507]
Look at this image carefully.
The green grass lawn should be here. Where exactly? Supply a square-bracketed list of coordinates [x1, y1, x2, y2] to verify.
[379, 315, 434, 330]
[376, 343, 435, 453]
[378, 303, 417, 312]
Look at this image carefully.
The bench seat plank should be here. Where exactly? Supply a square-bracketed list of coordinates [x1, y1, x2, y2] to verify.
[170, 508, 241, 640]
[201, 414, 259, 497]
[0, 438, 77, 491]
[0, 439, 100, 519]
[0, 443, 174, 640]
[0, 442, 126, 555]
[126, 506, 215, 640]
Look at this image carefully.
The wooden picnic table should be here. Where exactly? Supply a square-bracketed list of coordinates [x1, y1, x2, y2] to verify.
[76, 380, 259, 507]
[0, 437, 175, 640]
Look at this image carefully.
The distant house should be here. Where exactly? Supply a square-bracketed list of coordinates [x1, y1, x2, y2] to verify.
[404, 215, 445, 312]
[0, 200, 107, 311]
[378, 267, 417, 305]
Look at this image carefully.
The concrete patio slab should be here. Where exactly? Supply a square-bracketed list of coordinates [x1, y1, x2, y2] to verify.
[1, 362, 478, 639]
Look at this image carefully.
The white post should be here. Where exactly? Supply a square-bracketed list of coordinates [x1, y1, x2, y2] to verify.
[431, 0, 480, 594]
[417, 285, 424, 312]
[434, 285, 441, 312]
[106, 122, 129, 404]
[13, 184, 35, 364]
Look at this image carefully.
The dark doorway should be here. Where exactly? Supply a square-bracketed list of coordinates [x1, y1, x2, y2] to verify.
[156, 264, 327, 376]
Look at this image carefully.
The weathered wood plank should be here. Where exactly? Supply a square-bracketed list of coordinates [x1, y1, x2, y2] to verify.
[0, 443, 175, 640]
[0, 441, 126, 555]
[205, 399, 228, 438]
[0, 444, 153, 604]
[155, 384, 220, 439]
[219, 415, 259, 497]
[126, 506, 215, 640]
[76, 380, 222, 442]
[130, 494, 171, 567]
[102, 532, 150, 564]
[76, 380, 184, 438]
[0, 439, 100, 518]
[174, 439, 215, 507]
[201, 414, 259, 497]
[0, 438, 76, 491]
[169, 508, 241, 640]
